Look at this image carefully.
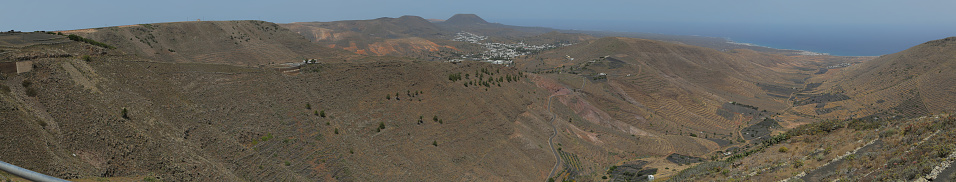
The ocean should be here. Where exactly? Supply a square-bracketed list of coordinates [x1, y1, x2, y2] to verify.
[499, 19, 954, 56]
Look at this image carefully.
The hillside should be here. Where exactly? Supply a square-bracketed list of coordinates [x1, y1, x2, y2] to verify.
[5, 16, 956, 182]
[0, 36, 575, 181]
[282, 14, 586, 58]
[434, 14, 557, 37]
[2, 20, 679, 182]
[665, 114, 956, 181]
[281, 16, 464, 56]
[0, 22, 836, 182]
[509, 37, 820, 180]
[281, 14, 815, 61]
[656, 37, 956, 182]
[58, 20, 350, 66]
[519, 37, 820, 111]
[788, 37, 956, 120]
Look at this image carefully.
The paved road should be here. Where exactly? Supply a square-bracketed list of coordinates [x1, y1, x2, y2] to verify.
[546, 94, 563, 180]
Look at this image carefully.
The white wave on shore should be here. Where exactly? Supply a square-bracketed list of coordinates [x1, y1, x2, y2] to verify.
[724, 38, 830, 56]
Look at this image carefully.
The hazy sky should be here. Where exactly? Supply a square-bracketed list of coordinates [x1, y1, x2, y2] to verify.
[3, 0, 954, 55]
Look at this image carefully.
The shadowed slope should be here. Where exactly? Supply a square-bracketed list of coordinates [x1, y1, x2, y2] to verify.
[59, 20, 350, 66]
[801, 37, 956, 118]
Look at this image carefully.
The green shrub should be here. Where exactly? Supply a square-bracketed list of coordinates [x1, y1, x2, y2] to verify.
[879, 128, 898, 138]
[786, 119, 845, 136]
[306, 103, 311, 110]
[121, 108, 129, 119]
[0, 84, 9, 93]
[143, 176, 160, 182]
[378, 122, 385, 130]
[432, 140, 438, 146]
[848, 119, 884, 131]
[320, 110, 326, 117]
[935, 144, 955, 158]
[67, 34, 115, 49]
[779, 146, 788, 153]
[82, 55, 92, 62]
[668, 161, 729, 181]
[448, 72, 462, 81]
[334, 128, 339, 134]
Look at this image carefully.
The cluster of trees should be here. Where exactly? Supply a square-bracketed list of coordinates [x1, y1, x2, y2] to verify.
[387, 90, 424, 100]
[448, 72, 463, 81]
[415, 115, 445, 125]
[406, 90, 422, 97]
[724, 133, 790, 162]
[463, 72, 521, 88]
[67, 34, 115, 49]
[534, 65, 573, 74]
[21, 80, 37, 97]
[729, 101, 759, 111]
[306, 103, 327, 118]
[785, 119, 848, 136]
[453, 68, 522, 84]
[0, 84, 9, 93]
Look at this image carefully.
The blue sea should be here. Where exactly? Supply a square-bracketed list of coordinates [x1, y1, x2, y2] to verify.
[498, 19, 955, 56]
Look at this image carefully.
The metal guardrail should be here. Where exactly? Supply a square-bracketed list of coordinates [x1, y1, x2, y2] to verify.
[0, 160, 70, 182]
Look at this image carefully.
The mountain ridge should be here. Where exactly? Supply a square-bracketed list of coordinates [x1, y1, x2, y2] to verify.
[441, 14, 490, 25]
[58, 20, 351, 66]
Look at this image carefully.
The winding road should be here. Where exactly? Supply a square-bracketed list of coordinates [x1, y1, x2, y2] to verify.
[546, 93, 563, 180]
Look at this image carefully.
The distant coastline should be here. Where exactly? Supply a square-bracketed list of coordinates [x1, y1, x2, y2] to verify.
[723, 38, 830, 56]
